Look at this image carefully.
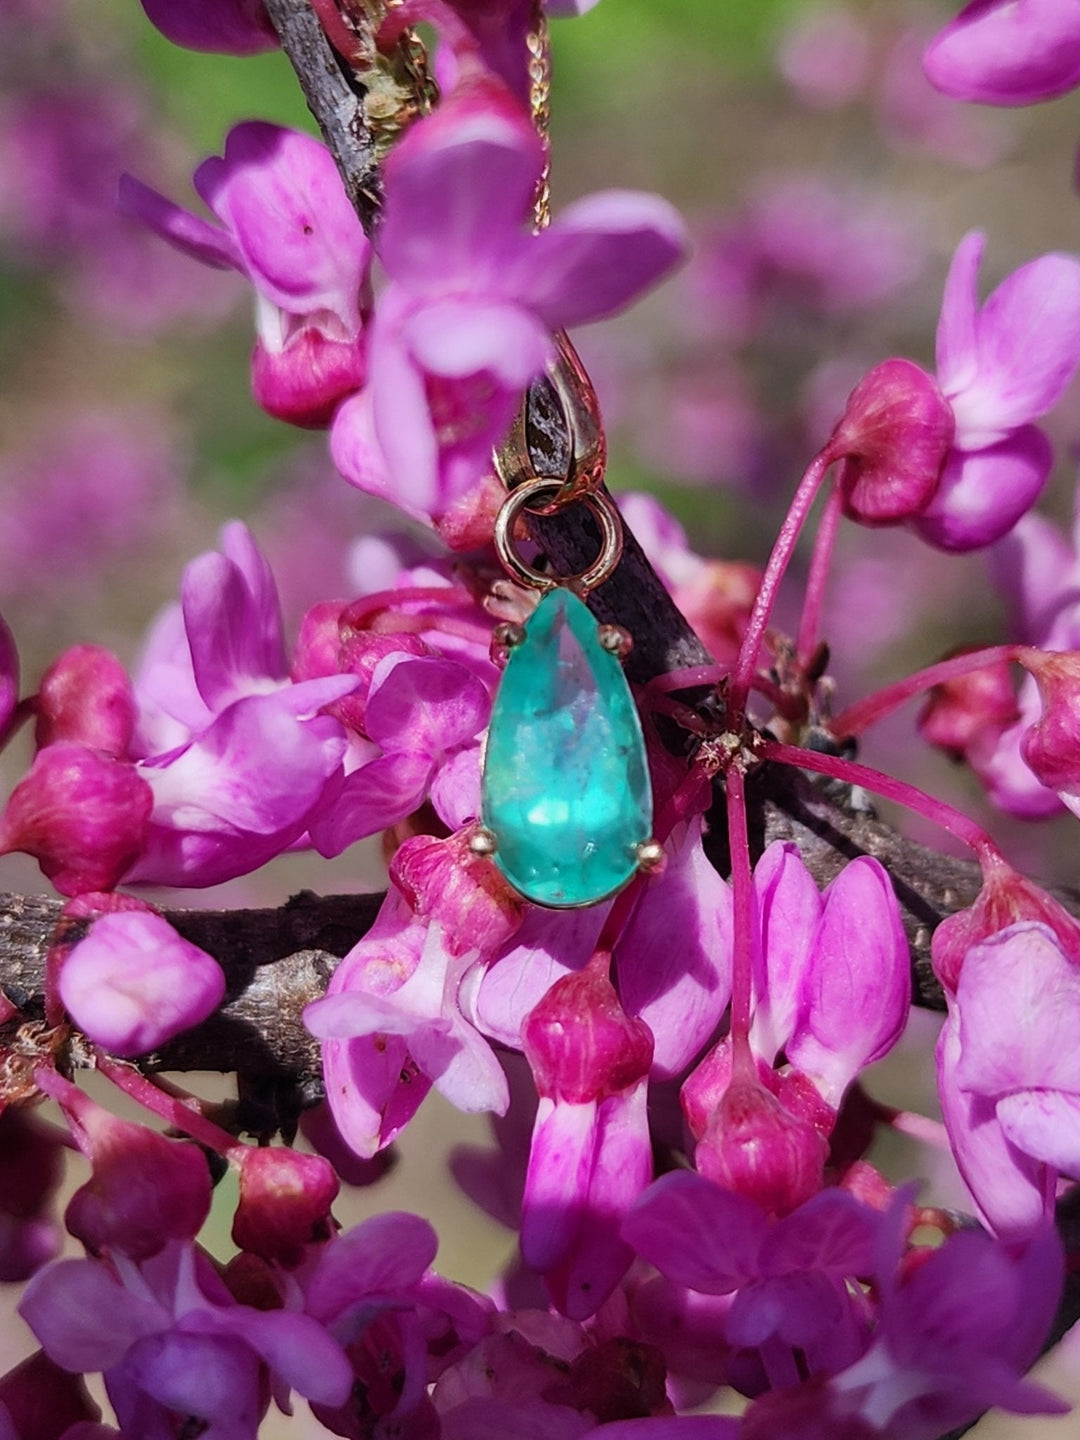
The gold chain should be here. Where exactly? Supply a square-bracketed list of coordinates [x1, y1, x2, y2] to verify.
[527, 0, 552, 231]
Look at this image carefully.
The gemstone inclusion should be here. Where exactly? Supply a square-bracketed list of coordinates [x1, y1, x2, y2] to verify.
[481, 588, 652, 907]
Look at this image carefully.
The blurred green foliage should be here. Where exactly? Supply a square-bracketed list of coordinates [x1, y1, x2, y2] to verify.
[113, 0, 801, 152]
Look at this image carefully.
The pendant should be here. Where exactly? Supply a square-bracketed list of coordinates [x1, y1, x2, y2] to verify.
[477, 478, 658, 909]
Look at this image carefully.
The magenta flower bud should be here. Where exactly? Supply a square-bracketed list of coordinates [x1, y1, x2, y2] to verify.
[291, 600, 348, 685]
[522, 967, 654, 1104]
[251, 326, 367, 429]
[695, 1075, 828, 1216]
[0, 610, 17, 739]
[390, 829, 524, 957]
[785, 857, 910, 1107]
[0, 1349, 101, 1439]
[932, 855, 1080, 994]
[1018, 649, 1080, 810]
[918, 653, 1019, 758]
[231, 1146, 339, 1267]
[0, 743, 152, 896]
[333, 626, 432, 735]
[0, 1110, 64, 1282]
[294, 601, 435, 737]
[831, 358, 955, 525]
[140, 0, 279, 55]
[57, 909, 225, 1056]
[55, 1092, 212, 1259]
[35, 645, 135, 759]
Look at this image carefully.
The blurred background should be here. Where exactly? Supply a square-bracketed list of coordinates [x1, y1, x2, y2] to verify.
[2, 1, 1080, 1433]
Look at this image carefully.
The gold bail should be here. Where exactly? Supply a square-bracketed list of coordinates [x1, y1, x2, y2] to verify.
[493, 477, 624, 595]
[494, 331, 607, 511]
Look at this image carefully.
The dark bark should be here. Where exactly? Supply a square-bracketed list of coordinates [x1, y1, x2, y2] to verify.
[262, 0, 382, 229]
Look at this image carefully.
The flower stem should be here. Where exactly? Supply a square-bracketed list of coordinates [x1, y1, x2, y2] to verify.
[729, 448, 834, 720]
[832, 644, 1021, 739]
[95, 1054, 238, 1156]
[796, 484, 843, 669]
[725, 764, 756, 1079]
[760, 737, 1003, 861]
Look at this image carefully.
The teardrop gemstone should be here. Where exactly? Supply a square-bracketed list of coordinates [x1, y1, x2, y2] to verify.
[481, 588, 652, 908]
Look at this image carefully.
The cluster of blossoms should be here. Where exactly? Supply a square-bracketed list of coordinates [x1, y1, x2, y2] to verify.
[3, 1, 1080, 1438]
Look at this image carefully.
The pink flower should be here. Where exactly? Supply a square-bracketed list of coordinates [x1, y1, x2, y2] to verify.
[831, 233, 1080, 550]
[305, 896, 509, 1158]
[306, 651, 491, 857]
[924, 0, 1080, 106]
[57, 909, 225, 1057]
[936, 502, 1080, 818]
[938, 920, 1080, 1236]
[332, 84, 687, 519]
[124, 523, 360, 888]
[520, 965, 654, 1319]
[122, 124, 372, 426]
[914, 231, 1080, 550]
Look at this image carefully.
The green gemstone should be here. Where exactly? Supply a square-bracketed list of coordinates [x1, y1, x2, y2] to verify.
[481, 588, 652, 908]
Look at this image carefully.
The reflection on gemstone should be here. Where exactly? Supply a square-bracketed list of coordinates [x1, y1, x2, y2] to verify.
[481, 588, 652, 907]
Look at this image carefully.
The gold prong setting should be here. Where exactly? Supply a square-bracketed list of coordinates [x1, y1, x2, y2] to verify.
[490, 620, 527, 668]
[635, 838, 665, 875]
[597, 623, 633, 660]
[468, 825, 498, 858]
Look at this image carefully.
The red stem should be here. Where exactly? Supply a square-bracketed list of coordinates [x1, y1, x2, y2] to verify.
[724, 765, 756, 1079]
[310, 0, 365, 63]
[832, 644, 1022, 739]
[796, 484, 843, 668]
[729, 449, 835, 721]
[759, 737, 1002, 860]
[95, 1054, 239, 1156]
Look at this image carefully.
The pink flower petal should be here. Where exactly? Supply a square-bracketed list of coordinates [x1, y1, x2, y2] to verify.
[195, 123, 370, 328]
[954, 251, 1080, 445]
[117, 175, 242, 271]
[924, 0, 1080, 105]
[513, 190, 688, 329]
[58, 911, 224, 1056]
[378, 93, 543, 294]
[913, 426, 1053, 552]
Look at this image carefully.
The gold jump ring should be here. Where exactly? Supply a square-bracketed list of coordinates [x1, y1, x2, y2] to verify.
[493, 478, 624, 594]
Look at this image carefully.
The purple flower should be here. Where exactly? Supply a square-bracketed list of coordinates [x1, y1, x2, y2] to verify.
[814, 1224, 1065, 1439]
[749, 843, 909, 1107]
[122, 123, 371, 426]
[914, 231, 1080, 550]
[965, 506, 1080, 816]
[19, 1239, 353, 1436]
[139, 0, 279, 54]
[332, 83, 687, 519]
[57, 909, 225, 1057]
[624, 1172, 880, 1391]
[305, 1211, 494, 1438]
[924, 0, 1080, 106]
